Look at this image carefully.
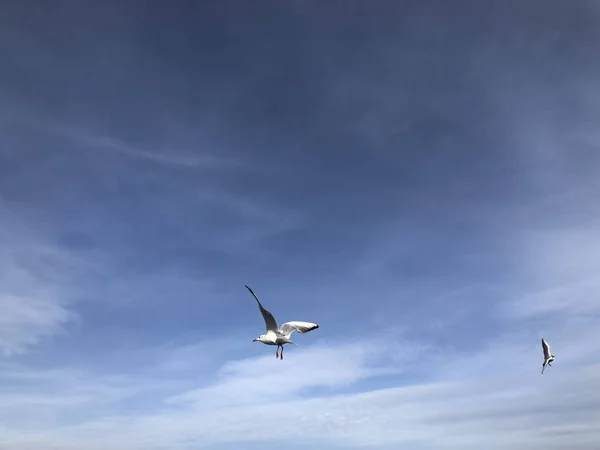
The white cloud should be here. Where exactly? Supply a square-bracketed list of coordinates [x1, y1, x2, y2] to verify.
[0, 204, 81, 355]
[5, 203, 599, 449]
[501, 227, 600, 320]
[0, 316, 598, 450]
[62, 131, 241, 170]
[165, 337, 419, 409]
[0, 295, 72, 355]
[3, 113, 243, 171]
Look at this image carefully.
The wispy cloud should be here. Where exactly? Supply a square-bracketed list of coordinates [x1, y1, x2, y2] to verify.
[0, 295, 72, 356]
[2, 113, 244, 170]
[501, 227, 600, 319]
[165, 335, 425, 409]
[0, 202, 81, 355]
[1, 328, 598, 450]
[61, 129, 242, 170]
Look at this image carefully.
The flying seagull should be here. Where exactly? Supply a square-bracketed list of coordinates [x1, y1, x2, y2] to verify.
[245, 285, 319, 360]
[541, 338, 555, 374]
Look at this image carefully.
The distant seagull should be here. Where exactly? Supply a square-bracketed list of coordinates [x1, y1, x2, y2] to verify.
[245, 285, 319, 360]
[541, 338, 555, 374]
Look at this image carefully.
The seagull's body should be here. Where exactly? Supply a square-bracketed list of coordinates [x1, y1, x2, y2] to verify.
[245, 285, 319, 360]
[541, 338, 555, 374]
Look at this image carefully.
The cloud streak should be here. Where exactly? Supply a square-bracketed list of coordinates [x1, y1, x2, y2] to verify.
[58, 127, 245, 171]
[1, 327, 599, 450]
[0, 202, 81, 355]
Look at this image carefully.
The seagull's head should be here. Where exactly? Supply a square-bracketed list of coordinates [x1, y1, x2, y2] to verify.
[253, 335, 266, 343]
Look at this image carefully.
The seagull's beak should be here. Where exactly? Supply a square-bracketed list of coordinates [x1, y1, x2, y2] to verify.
[252, 338, 258, 342]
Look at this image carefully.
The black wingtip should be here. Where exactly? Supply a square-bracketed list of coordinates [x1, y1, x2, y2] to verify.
[245, 285, 261, 304]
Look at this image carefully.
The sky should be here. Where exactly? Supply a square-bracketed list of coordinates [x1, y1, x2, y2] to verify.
[1, 0, 600, 448]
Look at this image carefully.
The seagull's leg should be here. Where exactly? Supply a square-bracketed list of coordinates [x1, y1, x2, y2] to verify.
[280, 345, 284, 360]
[275, 345, 280, 359]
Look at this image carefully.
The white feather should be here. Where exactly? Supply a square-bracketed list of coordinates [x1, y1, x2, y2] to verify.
[280, 321, 319, 337]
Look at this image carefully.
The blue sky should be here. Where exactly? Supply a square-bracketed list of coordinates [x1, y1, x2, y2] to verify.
[1, 1, 600, 448]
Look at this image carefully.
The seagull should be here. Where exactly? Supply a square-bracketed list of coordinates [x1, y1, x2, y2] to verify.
[245, 285, 319, 360]
[541, 338, 555, 374]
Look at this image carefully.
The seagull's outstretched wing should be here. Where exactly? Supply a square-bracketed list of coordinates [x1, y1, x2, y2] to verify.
[542, 338, 551, 359]
[245, 285, 278, 332]
[280, 321, 319, 337]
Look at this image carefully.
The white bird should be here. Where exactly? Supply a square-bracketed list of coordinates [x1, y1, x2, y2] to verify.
[245, 285, 319, 360]
[541, 338, 555, 374]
